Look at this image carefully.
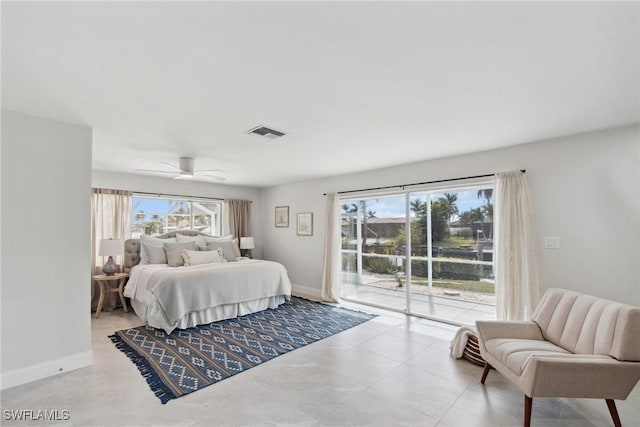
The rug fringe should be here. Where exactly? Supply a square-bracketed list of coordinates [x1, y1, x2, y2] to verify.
[109, 333, 176, 404]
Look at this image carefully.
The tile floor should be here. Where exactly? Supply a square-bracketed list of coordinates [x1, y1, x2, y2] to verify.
[1, 300, 638, 426]
[341, 283, 496, 325]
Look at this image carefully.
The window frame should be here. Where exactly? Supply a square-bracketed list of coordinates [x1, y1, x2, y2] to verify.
[131, 193, 223, 237]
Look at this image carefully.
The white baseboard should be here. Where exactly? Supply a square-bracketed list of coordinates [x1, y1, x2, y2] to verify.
[1, 350, 93, 391]
[291, 284, 322, 301]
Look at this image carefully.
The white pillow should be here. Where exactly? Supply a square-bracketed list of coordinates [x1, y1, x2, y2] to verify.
[139, 235, 176, 264]
[206, 241, 241, 262]
[176, 233, 207, 250]
[165, 241, 196, 267]
[202, 234, 233, 244]
[182, 248, 226, 266]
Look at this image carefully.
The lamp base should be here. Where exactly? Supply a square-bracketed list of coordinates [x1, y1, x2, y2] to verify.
[102, 256, 118, 276]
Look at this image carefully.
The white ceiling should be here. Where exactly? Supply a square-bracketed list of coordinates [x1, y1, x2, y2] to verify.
[2, 1, 638, 187]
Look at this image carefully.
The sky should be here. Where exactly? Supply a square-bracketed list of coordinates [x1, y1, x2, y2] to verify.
[131, 197, 223, 222]
[343, 188, 493, 219]
[132, 188, 493, 223]
[132, 198, 180, 221]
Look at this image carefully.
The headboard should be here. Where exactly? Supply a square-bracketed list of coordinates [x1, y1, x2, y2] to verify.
[123, 230, 213, 273]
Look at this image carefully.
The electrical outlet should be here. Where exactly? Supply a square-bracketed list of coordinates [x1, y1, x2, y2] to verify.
[544, 236, 560, 249]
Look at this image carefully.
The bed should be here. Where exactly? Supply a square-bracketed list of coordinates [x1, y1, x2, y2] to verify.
[122, 230, 291, 333]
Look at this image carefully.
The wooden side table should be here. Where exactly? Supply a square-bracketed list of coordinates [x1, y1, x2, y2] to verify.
[93, 273, 129, 319]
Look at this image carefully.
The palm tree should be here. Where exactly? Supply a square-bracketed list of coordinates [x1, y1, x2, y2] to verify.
[477, 189, 493, 205]
[360, 200, 368, 253]
[151, 213, 162, 234]
[459, 208, 484, 226]
[135, 210, 146, 223]
[442, 192, 459, 224]
[444, 192, 458, 205]
[341, 203, 357, 213]
[477, 188, 494, 239]
[135, 210, 146, 234]
[410, 199, 427, 216]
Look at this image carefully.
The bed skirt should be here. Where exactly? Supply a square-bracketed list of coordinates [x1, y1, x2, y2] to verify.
[130, 295, 289, 332]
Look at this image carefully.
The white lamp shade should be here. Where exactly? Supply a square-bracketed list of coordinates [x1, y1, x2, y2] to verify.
[99, 239, 123, 256]
[240, 237, 255, 250]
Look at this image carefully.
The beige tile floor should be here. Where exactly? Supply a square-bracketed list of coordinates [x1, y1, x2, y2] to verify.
[341, 283, 496, 325]
[1, 302, 638, 427]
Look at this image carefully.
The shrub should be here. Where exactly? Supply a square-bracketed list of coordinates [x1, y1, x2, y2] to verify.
[433, 261, 481, 281]
[411, 259, 428, 277]
[457, 229, 473, 239]
[365, 257, 397, 274]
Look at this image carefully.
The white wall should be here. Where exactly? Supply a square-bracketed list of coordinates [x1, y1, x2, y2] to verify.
[261, 125, 640, 306]
[1, 110, 93, 388]
[92, 171, 264, 258]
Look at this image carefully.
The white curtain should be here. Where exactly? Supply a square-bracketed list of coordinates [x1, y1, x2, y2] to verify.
[91, 188, 132, 311]
[494, 171, 541, 320]
[321, 193, 340, 302]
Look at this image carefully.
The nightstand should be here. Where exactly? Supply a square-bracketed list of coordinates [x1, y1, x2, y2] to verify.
[93, 272, 129, 319]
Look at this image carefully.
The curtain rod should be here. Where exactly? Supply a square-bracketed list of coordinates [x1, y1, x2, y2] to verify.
[323, 170, 526, 196]
[133, 191, 226, 202]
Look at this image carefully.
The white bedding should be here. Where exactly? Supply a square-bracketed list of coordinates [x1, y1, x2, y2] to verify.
[125, 259, 291, 333]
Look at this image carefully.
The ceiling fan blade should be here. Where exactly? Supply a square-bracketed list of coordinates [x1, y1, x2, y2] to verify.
[136, 169, 178, 174]
[195, 169, 225, 173]
[202, 174, 227, 181]
[159, 162, 182, 172]
[173, 174, 194, 180]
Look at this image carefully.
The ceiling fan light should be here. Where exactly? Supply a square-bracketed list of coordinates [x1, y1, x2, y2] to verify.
[178, 157, 195, 173]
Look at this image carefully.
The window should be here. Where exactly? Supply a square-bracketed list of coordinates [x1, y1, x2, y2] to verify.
[339, 182, 496, 324]
[131, 195, 222, 237]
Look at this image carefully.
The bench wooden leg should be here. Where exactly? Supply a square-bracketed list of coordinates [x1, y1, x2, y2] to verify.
[606, 399, 621, 427]
[480, 362, 491, 384]
[524, 395, 532, 427]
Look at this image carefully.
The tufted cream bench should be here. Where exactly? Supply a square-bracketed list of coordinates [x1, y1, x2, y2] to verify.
[476, 288, 640, 427]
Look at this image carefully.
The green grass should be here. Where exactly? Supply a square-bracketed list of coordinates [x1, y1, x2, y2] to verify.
[410, 277, 495, 294]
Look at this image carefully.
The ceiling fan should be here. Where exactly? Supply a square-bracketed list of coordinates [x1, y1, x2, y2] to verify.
[136, 157, 226, 181]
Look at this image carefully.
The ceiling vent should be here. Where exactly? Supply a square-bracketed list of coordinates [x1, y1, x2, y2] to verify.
[247, 125, 286, 139]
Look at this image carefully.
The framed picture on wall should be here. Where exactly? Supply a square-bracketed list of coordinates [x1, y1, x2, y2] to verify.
[275, 206, 289, 228]
[297, 212, 313, 236]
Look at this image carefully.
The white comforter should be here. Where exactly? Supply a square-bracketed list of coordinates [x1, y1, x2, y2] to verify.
[125, 259, 291, 332]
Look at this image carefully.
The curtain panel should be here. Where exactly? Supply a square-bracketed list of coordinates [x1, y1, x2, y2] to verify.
[91, 188, 132, 312]
[494, 171, 541, 320]
[321, 193, 340, 302]
[225, 199, 251, 239]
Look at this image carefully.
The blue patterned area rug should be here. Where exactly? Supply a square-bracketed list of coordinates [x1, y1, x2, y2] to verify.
[109, 297, 375, 404]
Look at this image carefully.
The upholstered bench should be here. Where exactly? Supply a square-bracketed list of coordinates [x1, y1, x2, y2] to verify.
[476, 288, 640, 427]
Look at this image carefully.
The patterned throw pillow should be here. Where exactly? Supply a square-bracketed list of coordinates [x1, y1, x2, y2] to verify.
[182, 248, 225, 266]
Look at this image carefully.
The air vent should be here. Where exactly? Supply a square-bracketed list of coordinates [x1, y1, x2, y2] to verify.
[247, 125, 286, 139]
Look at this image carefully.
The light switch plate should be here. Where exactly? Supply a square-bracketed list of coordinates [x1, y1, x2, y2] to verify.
[544, 236, 560, 249]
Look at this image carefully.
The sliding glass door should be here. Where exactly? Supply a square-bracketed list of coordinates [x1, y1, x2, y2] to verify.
[340, 194, 407, 312]
[339, 183, 496, 325]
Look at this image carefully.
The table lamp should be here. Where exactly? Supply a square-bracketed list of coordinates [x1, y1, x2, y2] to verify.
[99, 238, 123, 275]
[240, 237, 255, 258]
